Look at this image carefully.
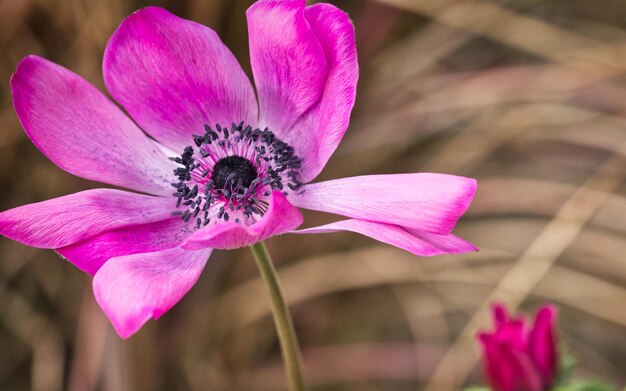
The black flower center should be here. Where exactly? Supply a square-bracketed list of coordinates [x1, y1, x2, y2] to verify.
[211, 155, 257, 190]
[170, 122, 304, 228]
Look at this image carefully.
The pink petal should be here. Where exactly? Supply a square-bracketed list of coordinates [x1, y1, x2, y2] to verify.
[491, 303, 510, 328]
[247, 0, 328, 133]
[0, 189, 173, 249]
[478, 334, 542, 391]
[495, 319, 528, 352]
[294, 219, 476, 256]
[290, 174, 477, 235]
[478, 333, 511, 391]
[291, 3, 359, 182]
[58, 218, 190, 276]
[104, 6, 258, 151]
[404, 226, 478, 253]
[528, 305, 558, 386]
[247, 1, 358, 181]
[498, 341, 543, 391]
[182, 191, 303, 250]
[11, 55, 174, 196]
[93, 246, 211, 338]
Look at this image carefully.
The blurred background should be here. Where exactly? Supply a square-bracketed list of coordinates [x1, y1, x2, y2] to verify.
[1, 0, 625, 390]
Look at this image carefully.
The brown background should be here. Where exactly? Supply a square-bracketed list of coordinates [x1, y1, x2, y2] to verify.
[0, 0, 625, 390]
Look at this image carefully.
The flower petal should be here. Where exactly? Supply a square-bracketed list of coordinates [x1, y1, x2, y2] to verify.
[499, 341, 543, 391]
[182, 191, 303, 250]
[495, 319, 528, 352]
[528, 305, 558, 387]
[93, 246, 211, 338]
[247, 1, 358, 182]
[291, 3, 359, 182]
[0, 189, 173, 249]
[11, 55, 174, 196]
[103, 7, 257, 151]
[478, 333, 512, 391]
[491, 303, 510, 328]
[290, 174, 477, 235]
[479, 332, 542, 391]
[247, 0, 328, 133]
[58, 218, 190, 276]
[294, 219, 477, 256]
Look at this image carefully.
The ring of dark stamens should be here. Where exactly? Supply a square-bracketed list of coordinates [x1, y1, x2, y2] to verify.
[212, 156, 257, 189]
[170, 122, 304, 227]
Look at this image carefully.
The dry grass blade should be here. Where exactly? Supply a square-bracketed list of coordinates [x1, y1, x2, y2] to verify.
[215, 241, 626, 330]
[67, 288, 108, 391]
[214, 248, 508, 331]
[237, 342, 445, 390]
[535, 266, 626, 327]
[370, 0, 625, 76]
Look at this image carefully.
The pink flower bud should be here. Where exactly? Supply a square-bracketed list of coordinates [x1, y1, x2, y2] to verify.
[477, 304, 558, 391]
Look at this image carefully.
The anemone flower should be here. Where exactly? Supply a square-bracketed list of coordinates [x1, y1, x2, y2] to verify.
[478, 304, 559, 391]
[2, 0, 475, 351]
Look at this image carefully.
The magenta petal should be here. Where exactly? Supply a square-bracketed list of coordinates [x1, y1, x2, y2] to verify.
[495, 319, 528, 352]
[528, 305, 558, 386]
[93, 246, 211, 338]
[104, 7, 258, 151]
[499, 342, 543, 391]
[11, 55, 174, 196]
[479, 334, 542, 391]
[295, 219, 477, 256]
[291, 174, 477, 235]
[182, 191, 303, 250]
[404, 226, 478, 254]
[291, 3, 359, 182]
[491, 303, 510, 327]
[247, 1, 358, 182]
[0, 189, 173, 249]
[247, 0, 328, 134]
[58, 218, 190, 276]
[478, 333, 512, 391]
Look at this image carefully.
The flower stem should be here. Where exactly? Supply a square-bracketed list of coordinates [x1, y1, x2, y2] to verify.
[250, 241, 306, 391]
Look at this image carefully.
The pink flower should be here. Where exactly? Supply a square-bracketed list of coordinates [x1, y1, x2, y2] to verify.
[1, 1, 477, 338]
[478, 304, 559, 391]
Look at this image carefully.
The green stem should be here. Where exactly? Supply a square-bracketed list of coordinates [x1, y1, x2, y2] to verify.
[250, 242, 306, 391]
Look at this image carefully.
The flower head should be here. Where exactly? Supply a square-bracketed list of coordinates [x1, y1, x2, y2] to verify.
[478, 303, 559, 391]
[1, 0, 477, 337]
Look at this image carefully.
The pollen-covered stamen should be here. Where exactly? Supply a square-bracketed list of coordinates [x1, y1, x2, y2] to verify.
[170, 122, 303, 228]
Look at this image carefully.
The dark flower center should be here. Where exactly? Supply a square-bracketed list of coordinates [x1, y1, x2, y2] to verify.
[211, 155, 257, 190]
[169, 122, 303, 228]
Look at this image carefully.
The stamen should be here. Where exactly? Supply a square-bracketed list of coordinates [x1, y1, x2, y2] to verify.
[170, 122, 302, 228]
